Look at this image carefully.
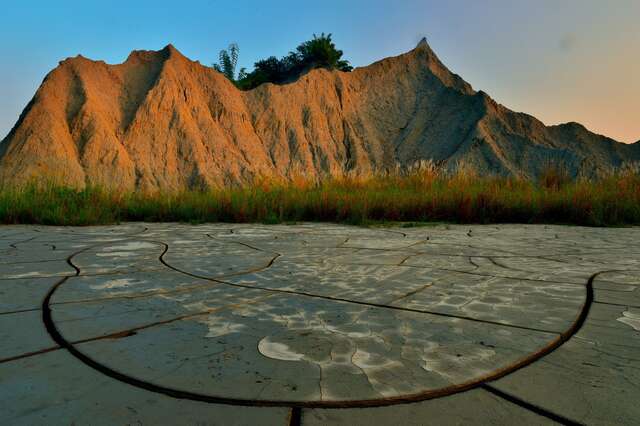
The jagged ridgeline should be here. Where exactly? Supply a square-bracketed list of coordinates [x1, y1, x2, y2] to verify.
[1, 39, 638, 190]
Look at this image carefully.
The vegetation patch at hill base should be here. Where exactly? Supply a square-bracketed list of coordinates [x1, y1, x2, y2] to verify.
[2, 169, 639, 227]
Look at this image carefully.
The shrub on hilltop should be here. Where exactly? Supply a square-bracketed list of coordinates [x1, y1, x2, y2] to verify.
[214, 33, 352, 90]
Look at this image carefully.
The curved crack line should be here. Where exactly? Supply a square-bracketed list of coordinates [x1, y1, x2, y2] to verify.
[487, 257, 515, 271]
[397, 254, 416, 266]
[432, 268, 586, 286]
[263, 256, 586, 287]
[0, 244, 100, 364]
[386, 283, 434, 304]
[418, 240, 606, 260]
[329, 242, 593, 263]
[39, 230, 619, 410]
[374, 228, 408, 238]
[337, 245, 420, 253]
[486, 256, 599, 279]
[68, 292, 276, 345]
[52, 240, 280, 306]
[3, 285, 271, 363]
[537, 255, 571, 264]
[157, 243, 562, 335]
[206, 233, 282, 257]
[468, 257, 480, 269]
[8, 236, 37, 249]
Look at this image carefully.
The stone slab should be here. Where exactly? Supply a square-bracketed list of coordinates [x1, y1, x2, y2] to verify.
[303, 388, 555, 425]
[0, 350, 289, 425]
[492, 303, 640, 425]
[0, 310, 56, 361]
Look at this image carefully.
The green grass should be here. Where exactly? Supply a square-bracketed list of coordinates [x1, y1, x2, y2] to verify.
[1, 169, 639, 227]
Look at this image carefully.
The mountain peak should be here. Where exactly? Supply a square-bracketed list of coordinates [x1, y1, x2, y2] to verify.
[125, 44, 185, 64]
[413, 36, 437, 57]
[398, 38, 474, 95]
[161, 43, 182, 56]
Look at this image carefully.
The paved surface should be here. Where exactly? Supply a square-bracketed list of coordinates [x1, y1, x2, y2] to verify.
[0, 223, 638, 425]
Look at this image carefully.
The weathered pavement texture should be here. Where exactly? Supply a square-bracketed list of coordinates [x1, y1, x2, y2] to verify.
[0, 223, 638, 425]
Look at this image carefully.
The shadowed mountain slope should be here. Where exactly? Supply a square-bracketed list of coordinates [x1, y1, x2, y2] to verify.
[1, 39, 638, 190]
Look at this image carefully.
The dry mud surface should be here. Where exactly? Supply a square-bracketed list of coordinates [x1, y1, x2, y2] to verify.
[0, 223, 638, 425]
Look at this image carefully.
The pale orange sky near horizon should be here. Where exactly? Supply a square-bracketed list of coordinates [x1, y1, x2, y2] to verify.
[0, 0, 638, 143]
[469, 1, 639, 144]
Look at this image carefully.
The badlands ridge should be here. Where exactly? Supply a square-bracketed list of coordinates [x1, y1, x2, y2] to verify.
[0, 40, 638, 190]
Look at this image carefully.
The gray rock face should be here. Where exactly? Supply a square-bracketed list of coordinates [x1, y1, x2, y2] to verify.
[0, 223, 638, 424]
[1, 42, 638, 190]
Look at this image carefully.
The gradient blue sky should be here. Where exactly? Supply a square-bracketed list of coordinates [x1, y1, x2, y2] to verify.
[1, 0, 638, 142]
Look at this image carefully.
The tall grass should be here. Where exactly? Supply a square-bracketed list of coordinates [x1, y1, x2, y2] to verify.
[1, 166, 639, 226]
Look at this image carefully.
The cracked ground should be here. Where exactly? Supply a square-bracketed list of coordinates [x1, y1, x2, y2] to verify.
[0, 223, 638, 425]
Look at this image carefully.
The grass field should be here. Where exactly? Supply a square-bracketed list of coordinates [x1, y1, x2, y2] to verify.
[1, 167, 639, 227]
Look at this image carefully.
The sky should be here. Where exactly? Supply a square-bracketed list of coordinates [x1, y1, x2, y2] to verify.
[1, 0, 638, 142]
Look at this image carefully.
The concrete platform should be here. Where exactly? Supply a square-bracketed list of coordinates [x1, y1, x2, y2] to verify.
[0, 223, 638, 425]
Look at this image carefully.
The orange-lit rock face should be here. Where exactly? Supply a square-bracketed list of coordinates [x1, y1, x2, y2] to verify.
[1, 41, 638, 190]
